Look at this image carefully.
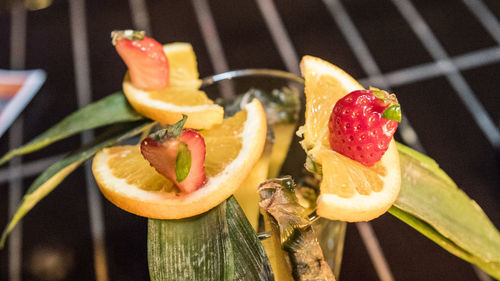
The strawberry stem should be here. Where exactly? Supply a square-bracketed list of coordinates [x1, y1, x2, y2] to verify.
[167, 115, 188, 138]
[148, 115, 188, 142]
[370, 87, 386, 101]
[111, 30, 145, 45]
[382, 104, 402, 122]
[369, 86, 399, 106]
[175, 142, 191, 182]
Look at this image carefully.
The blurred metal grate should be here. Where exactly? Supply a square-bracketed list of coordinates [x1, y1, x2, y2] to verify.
[7, 3, 26, 281]
[68, 0, 108, 280]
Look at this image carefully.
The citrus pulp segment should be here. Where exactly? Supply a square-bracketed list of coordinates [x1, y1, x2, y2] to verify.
[162, 42, 202, 90]
[299, 55, 401, 222]
[123, 42, 223, 130]
[316, 140, 400, 222]
[92, 99, 267, 219]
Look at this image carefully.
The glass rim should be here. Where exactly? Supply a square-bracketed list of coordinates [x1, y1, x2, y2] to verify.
[201, 68, 305, 86]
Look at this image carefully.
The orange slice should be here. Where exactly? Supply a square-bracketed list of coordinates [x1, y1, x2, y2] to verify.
[123, 42, 223, 130]
[299, 55, 401, 222]
[92, 99, 267, 219]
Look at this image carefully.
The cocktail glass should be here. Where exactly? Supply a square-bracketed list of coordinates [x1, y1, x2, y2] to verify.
[201, 69, 347, 279]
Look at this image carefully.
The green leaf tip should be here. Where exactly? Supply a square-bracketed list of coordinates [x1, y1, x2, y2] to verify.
[369, 86, 401, 122]
[149, 115, 188, 142]
[0, 92, 143, 167]
[176, 142, 191, 182]
[0, 120, 154, 249]
[167, 115, 188, 138]
[383, 104, 402, 122]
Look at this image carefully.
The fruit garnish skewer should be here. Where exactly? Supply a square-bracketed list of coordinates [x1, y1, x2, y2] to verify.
[0, 30, 500, 280]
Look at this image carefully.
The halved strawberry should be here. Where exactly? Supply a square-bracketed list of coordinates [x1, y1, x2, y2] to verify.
[140, 116, 206, 193]
[112, 30, 169, 91]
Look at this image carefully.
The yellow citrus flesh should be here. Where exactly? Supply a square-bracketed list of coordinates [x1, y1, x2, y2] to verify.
[92, 99, 267, 219]
[163, 42, 203, 90]
[261, 214, 295, 281]
[123, 42, 223, 130]
[233, 151, 271, 230]
[268, 123, 297, 178]
[300, 55, 401, 222]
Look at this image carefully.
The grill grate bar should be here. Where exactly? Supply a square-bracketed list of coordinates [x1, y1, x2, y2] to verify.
[463, 0, 500, 44]
[254, 0, 300, 75]
[191, 0, 233, 99]
[356, 222, 395, 281]
[0, 154, 64, 184]
[7, 3, 26, 281]
[391, 0, 495, 279]
[323, 0, 384, 81]
[322, 0, 425, 153]
[128, 0, 151, 35]
[359, 46, 500, 88]
[391, 0, 500, 150]
[68, 0, 109, 280]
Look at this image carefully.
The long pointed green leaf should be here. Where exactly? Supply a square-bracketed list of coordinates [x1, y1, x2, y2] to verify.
[148, 202, 234, 281]
[396, 143, 500, 263]
[226, 196, 274, 281]
[389, 206, 500, 280]
[393, 143, 500, 279]
[0, 120, 153, 248]
[0, 92, 143, 165]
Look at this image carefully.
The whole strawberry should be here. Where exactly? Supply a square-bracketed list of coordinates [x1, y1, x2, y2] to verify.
[141, 116, 206, 193]
[328, 88, 401, 166]
[112, 30, 169, 90]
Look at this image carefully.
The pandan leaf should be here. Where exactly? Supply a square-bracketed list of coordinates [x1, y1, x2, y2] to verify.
[0, 120, 153, 248]
[389, 206, 500, 280]
[393, 143, 500, 278]
[148, 202, 234, 281]
[396, 143, 500, 262]
[0, 92, 143, 165]
[226, 196, 274, 281]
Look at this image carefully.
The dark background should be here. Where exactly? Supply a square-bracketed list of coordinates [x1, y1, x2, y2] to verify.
[1, 0, 500, 280]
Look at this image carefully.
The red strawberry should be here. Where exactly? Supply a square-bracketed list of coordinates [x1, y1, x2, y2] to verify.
[140, 116, 206, 193]
[328, 88, 401, 166]
[112, 30, 169, 91]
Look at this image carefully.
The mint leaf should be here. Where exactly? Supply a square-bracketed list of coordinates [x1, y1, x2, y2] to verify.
[382, 104, 402, 122]
[167, 115, 188, 138]
[149, 115, 188, 142]
[176, 142, 191, 182]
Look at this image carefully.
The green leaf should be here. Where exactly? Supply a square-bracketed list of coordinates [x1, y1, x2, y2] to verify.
[394, 143, 500, 277]
[226, 196, 274, 281]
[382, 104, 401, 122]
[149, 115, 188, 142]
[167, 115, 188, 138]
[175, 142, 191, 182]
[389, 206, 500, 280]
[0, 120, 153, 248]
[0, 92, 143, 166]
[148, 202, 234, 281]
